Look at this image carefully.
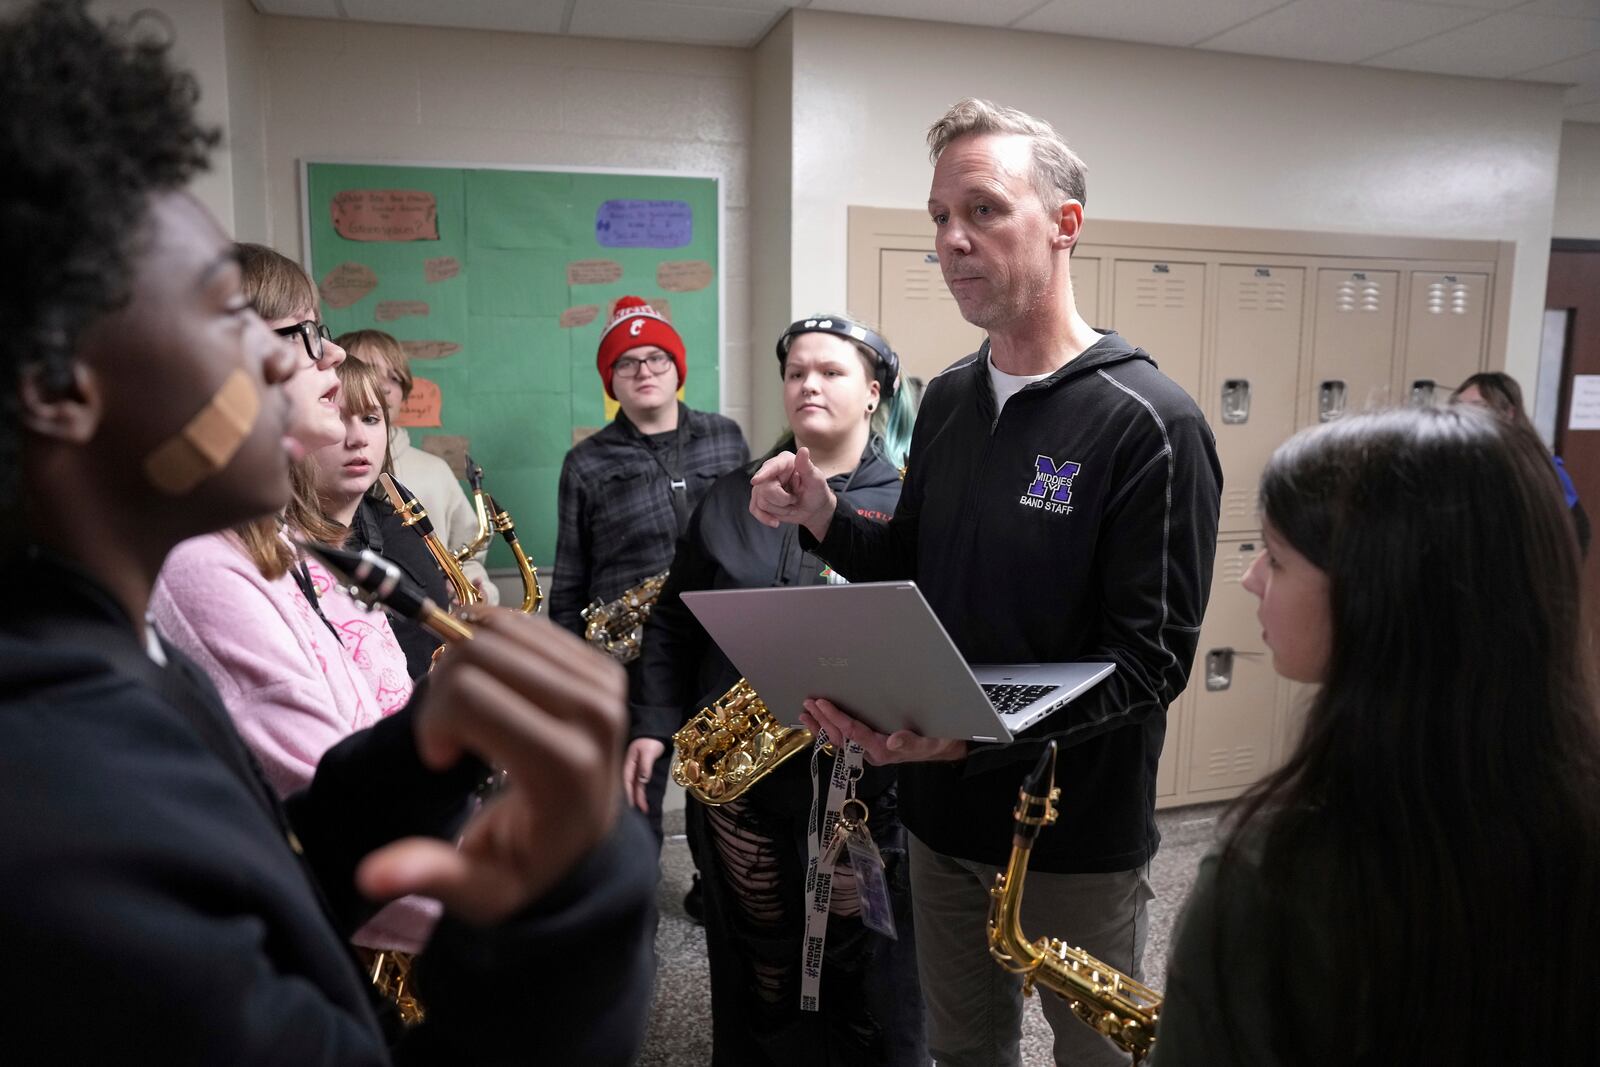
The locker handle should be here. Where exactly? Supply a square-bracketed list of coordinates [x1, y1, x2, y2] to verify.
[1318, 380, 1347, 423]
[1205, 648, 1264, 692]
[1409, 379, 1437, 408]
[1221, 379, 1250, 425]
[1206, 649, 1234, 691]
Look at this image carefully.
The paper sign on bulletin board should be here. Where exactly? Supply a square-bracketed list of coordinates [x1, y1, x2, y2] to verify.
[302, 161, 722, 568]
[1569, 376, 1600, 431]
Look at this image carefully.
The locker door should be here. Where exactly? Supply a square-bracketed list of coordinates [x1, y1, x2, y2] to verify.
[1309, 269, 1398, 425]
[1074, 256, 1102, 327]
[877, 249, 985, 384]
[1401, 271, 1489, 407]
[1214, 266, 1305, 534]
[1186, 538, 1279, 798]
[1112, 259, 1205, 403]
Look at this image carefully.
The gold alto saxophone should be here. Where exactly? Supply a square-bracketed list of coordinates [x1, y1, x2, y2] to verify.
[483, 491, 543, 615]
[989, 741, 1162, 1064]
[582, 570, 670, 663]
[671, 679, 814, 805]
[453, 454, 494, 565]
[296, 541, 477, 1029]
[378, 472, 481, 608]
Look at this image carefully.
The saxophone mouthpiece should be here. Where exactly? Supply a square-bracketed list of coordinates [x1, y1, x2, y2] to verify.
[486, 492, 518, 541]
[294, 539, 472, 644]
[465, 453, 484, 492]
[379, 472, 436, 535]
[1022, 740, 1058, 801]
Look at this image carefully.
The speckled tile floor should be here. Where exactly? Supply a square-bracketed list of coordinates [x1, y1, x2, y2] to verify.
[636, 799, 1227, 1066]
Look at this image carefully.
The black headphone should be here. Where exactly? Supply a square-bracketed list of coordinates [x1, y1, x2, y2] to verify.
[775, 314, 900, 402]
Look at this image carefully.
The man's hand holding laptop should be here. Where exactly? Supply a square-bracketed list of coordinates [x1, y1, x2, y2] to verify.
[801, 697, 967, 766]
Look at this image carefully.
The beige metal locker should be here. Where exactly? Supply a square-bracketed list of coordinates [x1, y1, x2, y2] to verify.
[1186, 538, 1279, 798]
[1111, 259, 1205, 402]
[1213, 265, 1306, 534]
[1401, 271, 1489, 406]
[1073, 255, 1101, 327]
[877, 249, 983, 384]
[1309, 268, 1398, 424]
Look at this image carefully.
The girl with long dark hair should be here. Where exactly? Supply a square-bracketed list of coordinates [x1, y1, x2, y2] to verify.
[1153, 405, 1600, 1064]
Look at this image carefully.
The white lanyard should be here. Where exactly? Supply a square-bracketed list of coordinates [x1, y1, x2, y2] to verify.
[799, 727, 864, 1012]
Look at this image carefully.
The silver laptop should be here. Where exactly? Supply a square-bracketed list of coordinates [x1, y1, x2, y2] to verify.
[680, 581, 1114, 743]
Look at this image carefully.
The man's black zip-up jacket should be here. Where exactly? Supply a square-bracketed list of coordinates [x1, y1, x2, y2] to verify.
[805, 333, 1222, 873]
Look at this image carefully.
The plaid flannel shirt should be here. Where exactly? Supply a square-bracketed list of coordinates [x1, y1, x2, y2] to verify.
[550, 404, 749, 636]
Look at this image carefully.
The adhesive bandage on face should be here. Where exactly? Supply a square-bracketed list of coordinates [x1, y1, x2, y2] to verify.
[142, 368, 261, 495]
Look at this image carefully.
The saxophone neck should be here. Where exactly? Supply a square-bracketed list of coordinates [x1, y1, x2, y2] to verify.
[988, 742, 1059, 976]
[484, 493, 542, 615]
[379, 473, 480, 607]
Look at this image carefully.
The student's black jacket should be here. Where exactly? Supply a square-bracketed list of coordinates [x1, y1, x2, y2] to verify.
[0, 551, 656, 1065]
[632, 440, 902, 815]
[806, 334, 1222, 873]
[348, 494, 449, 679]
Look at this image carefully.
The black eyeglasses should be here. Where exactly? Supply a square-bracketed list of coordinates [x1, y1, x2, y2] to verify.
[613, 351, 674, 378]
[274, 319, 334, 364]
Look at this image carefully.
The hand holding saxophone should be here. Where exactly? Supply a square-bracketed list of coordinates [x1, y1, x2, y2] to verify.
[623, 737, 666, 812]
[749, 446, 835, 540]
[801, 697, 967, 766]
[357, 610, 629, 925]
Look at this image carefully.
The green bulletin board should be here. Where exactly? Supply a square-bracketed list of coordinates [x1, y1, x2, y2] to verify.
[302, 161, 721, 568]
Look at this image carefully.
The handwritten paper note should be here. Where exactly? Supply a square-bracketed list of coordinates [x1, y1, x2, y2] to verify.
[419, 433, 470, 478]
[399, 340, 462, 361]
[649, 297, 672, 322]
[594, 199, 692, 249]
[566, 259, 623, 286]
[319, 262, 377, 309]
[1568, 375, 1600, 430]
[424, 256, 461, 283]
[375, 300, 430, 323]
[560, 305, 600, 329]
[656, 259, 713, 293]
[399, 378, 442, 428]
[330, 189, 440, 242]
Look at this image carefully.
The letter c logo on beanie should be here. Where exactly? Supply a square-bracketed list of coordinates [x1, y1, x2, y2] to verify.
[630, 319, 644, 337]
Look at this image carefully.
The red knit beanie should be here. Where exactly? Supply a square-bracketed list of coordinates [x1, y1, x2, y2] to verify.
[596, 296, 687, 400]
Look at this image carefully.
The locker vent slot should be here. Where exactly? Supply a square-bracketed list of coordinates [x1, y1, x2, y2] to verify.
[1135, 273, 1192, 311]
[898, 264, 954, 303]
[1223, 489, 1254, 521]
[1335, 277, 1384, 313]
[1425, 279, 1471, 316]
[1206, 746, 1259, 777]
[1234, 278, 1290, 313]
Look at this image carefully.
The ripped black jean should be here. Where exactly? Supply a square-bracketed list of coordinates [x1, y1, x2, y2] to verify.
[686, 784, 927, 1067]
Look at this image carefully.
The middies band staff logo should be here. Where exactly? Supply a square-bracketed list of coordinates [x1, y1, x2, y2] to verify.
[1020, 454, 1080, 515]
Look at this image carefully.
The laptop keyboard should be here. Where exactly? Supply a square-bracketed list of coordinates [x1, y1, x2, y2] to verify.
[982, 683, 1059, 714]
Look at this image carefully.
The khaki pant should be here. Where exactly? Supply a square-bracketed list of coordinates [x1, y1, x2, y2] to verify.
[909, 832, 1153, 1067]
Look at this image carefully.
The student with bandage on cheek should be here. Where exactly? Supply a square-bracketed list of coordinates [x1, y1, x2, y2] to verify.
[150, 243, 432, 955]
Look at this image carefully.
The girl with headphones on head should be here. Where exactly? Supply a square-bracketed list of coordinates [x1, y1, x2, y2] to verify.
[630, 316, 926, 1066]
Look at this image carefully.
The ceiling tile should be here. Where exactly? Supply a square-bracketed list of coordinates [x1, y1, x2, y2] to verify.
[1388, 0, 1538, 10]
[1364, 11, 1600, 77]
[251, 0, 344, 16]
[568, 0, 782, 45]
[340, 0, 568, 33]
[1515, 0, 1600, 17]
[1520, 47, 1600, 83]
[1565, 97, 1600, 120]
[807, 0, 1047, 27]
[1014, 0, 1287, 48]
[1200, 0, 1485, 65]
